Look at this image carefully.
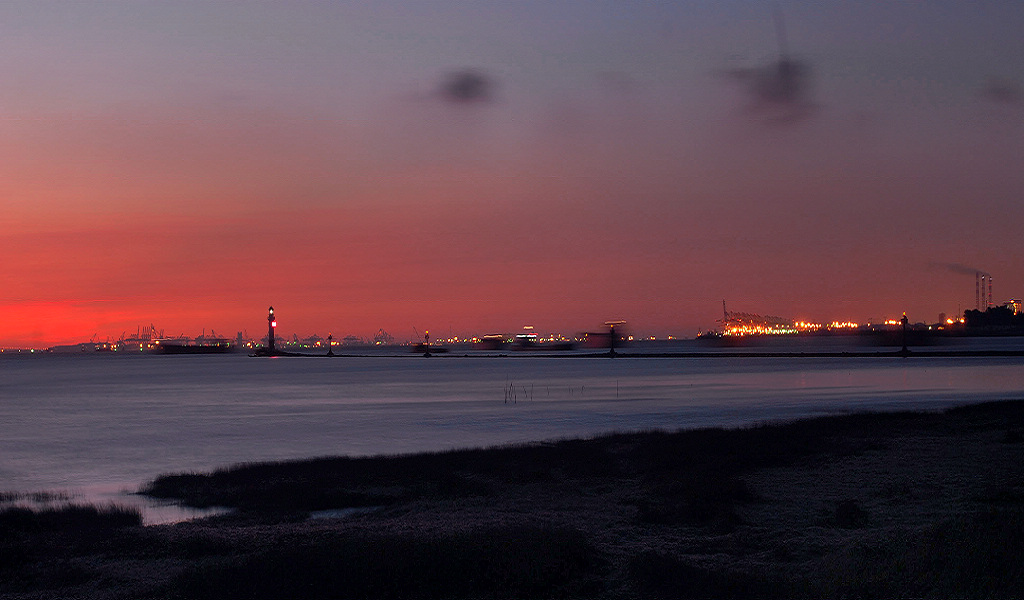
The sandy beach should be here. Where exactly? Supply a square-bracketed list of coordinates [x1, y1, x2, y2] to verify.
[2, 399, 1023, 599]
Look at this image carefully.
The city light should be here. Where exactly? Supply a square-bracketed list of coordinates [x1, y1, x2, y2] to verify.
[723, 323, 798, 336]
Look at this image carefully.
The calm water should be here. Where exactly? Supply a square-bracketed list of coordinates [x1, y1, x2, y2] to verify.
[2, 339, 1023, 523]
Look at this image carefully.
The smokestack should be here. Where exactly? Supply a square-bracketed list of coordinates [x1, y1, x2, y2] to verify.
[988, 274, 993, 309]
[976, 272, 981, 311]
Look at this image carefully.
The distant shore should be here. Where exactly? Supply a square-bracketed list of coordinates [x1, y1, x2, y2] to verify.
[257, 345, 1024, 359]
[3, 399, 1024, 598]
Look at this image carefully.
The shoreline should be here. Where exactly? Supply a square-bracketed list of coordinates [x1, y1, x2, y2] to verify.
[289, 348, 1024, 358]
[4, 399, 1023, 598]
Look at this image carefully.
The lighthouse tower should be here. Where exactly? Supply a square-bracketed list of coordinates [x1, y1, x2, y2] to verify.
[268, 306, 277, 353]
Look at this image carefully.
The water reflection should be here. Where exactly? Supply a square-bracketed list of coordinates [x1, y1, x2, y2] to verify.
[2, 344, 1023, 524]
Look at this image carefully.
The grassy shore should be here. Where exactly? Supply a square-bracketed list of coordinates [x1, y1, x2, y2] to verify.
[3, 400, 1024, 599]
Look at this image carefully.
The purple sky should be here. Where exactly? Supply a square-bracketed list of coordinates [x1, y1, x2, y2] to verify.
[2, 1, 1023, 346]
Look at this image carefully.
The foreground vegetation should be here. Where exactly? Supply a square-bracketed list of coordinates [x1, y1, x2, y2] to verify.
[3, 400, 1024, 598]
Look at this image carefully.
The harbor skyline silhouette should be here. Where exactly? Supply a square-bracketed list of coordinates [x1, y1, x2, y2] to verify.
[3, 2, 1022, 349]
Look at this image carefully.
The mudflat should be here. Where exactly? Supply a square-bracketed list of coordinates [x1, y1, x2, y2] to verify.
[3, 400, 1023, 599]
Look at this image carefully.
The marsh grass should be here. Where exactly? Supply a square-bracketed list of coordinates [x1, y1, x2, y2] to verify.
[811, 508, 1024, 598]
[5, 400, 1024, 599]
[145, 421, 814, 512]
[144, 438, 632, 513]
[0, 505, 142, 594]
[0, 504, 141, 532]
[144, 407, 937, 529]
[627, 550, 769, 599]
[0, 491, 73, 504]
[829, 498, 868, 528]
[171, 525, 604, 600]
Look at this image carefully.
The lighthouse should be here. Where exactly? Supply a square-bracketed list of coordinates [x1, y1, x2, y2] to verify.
[268, 306, 277, 353]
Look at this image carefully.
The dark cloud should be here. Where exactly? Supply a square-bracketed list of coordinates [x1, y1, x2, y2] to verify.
[726, 57, 816, 124]
[981, 78, 1021, 105]
[439, 70, 494, 104]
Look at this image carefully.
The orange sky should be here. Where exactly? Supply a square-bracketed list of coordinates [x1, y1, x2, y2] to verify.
[3, 2, 1024, 347]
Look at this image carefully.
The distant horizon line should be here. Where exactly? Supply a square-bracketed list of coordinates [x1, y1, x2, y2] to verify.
[6, 300, 1017, 351]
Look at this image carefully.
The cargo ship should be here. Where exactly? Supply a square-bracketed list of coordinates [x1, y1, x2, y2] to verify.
[153, 339, 234, 354]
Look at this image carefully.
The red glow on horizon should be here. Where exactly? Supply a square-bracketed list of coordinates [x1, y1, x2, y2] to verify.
[3, 183, 1018, 347]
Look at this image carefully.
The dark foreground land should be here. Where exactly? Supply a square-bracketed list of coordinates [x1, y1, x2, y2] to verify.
[3, 401, 1024, 599]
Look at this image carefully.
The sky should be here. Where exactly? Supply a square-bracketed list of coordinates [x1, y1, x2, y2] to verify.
[2, 0, 1023, 347]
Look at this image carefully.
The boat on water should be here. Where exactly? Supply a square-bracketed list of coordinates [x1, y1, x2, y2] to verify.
[153, 340, 234, 354]
[512, 330, 575, 351]
[411, 342, 448, 355]
[474, 327, 576, 352]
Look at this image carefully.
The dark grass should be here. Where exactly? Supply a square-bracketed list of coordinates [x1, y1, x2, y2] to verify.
[0, 504, 141, 533]
[806, 508, 1024, 599]
[144, 435, 641, 511]
[627, 550, 770, 599]
[5, 400, 1024, 599]
[624, 507, 1024, 599]
[0, 491, 73, 503]
[0, 505, 142, 595]
[828, 498, 869, 528]
[169, 525, 604, 600]
[143, 404, 962, 520]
